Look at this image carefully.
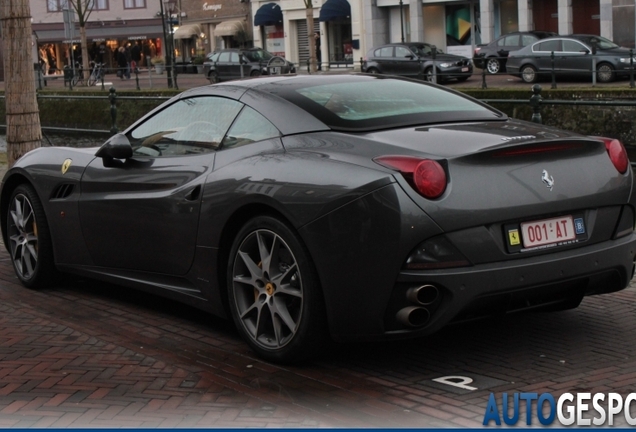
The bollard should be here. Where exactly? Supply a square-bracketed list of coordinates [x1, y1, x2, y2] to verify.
[135, 68, 140, 90]
[630, 49, 635, 89]
[101, 71, 105, 91]
[360, 57, 364, 71]
[481, 66, 487, 89]
[530, 84, 543, 124]
[550, 51, 556, 89]
[307, 58, 311, 75]
[431, 45, 437, 84]
[173, 66, 179, 90]
[109, 87, 118, 135]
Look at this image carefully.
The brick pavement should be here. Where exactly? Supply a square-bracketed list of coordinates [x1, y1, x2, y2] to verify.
[0, 234, 636, 426]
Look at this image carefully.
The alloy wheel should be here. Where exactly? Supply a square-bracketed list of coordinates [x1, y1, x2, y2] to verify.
[8, 193, 38, 280]
[231, 229, 303, 350]
[486, 58, 500, 74]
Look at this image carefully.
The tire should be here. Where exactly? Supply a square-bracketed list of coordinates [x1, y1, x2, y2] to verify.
[486, 57, 501, 74]
[88, 73, 97, 87]
[597, 63, 615, 83]
[7, 184, 57, 289]
[424, 67, 435, 82]
[71, 74, 79, 87]
[366, 67, 380, 74]
[227, 216, 328, 363]
[208, 71, 219, 84]
[250, 70, 262, 77]
[520, 64, 538, 83]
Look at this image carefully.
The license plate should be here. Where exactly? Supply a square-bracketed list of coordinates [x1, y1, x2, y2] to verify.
[521, 216, 575, 248]
[461, 67, 469, 72]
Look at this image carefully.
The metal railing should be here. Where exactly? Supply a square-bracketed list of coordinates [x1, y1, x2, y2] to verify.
[2, 85, 636, 161]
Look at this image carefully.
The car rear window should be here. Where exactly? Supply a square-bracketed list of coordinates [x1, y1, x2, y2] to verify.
[288, 77, 504, 131]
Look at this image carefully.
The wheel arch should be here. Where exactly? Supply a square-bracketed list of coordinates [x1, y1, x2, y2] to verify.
[215, 202, 326, 319]
[0, 173, 32, 247]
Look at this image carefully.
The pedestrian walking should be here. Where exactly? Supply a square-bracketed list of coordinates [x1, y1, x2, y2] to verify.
[116, 46, 129, 79]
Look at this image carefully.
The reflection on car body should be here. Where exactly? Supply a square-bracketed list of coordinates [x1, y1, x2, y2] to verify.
[2, 75, 635, 364]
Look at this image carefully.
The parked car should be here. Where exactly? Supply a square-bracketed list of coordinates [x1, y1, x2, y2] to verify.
[473, 31, 557, 74]
[506, 34, 636, 83]
[362, 42, 473, 83]
[3, 74, 635, 363]
[203, 47, 295, 83]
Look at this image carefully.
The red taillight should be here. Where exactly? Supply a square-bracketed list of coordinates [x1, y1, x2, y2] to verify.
[374, 156, 447, 199]
[597, 137, 629, 174]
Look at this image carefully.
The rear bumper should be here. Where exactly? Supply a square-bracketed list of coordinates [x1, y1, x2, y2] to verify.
[385, 233, 636, 338]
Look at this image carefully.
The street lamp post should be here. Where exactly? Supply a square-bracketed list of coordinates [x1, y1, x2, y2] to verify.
[399, 0, 404, 43]
[159, 0, 173, 88]
[165, 0, 178, 89]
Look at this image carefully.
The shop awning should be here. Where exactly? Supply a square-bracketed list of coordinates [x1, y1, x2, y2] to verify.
[254, 3, 283, 26]
[319, 0, 351, 22]
[174, 24, 202, 39]
[32, 23, 164, 43]
[214, 20, 245, 37]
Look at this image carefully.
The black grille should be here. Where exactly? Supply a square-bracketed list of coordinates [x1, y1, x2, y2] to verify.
[52, 184, 75, 199]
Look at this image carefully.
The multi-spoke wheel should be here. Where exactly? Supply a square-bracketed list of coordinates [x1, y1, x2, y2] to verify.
[228, 216, 326, 363]
[521, 64, 538, 83]
[7, 184, 56, 288]
[597, 63, 615, 83]
[486, 58, 501, 74]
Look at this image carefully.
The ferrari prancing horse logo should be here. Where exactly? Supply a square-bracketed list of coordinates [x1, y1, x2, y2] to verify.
[61, 159, 72, 175]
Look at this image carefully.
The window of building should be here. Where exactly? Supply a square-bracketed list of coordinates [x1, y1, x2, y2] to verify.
[89, 0, 108, 10]
[47, 0, 68, 12]
[124, 0, 145, 9]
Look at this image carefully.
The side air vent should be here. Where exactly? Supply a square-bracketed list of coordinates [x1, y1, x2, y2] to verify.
[51, 184, 75, 200]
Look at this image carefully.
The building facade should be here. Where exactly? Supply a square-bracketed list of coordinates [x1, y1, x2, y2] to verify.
[18, 0, 636, 75]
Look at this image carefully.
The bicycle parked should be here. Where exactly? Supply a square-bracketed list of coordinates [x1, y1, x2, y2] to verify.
[87, 61, 105, 86]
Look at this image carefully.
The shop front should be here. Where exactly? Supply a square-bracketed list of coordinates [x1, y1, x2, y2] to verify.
[319, 0, 354, 67]
[254, 3, 285, 56]
[33, 19, 164, 75]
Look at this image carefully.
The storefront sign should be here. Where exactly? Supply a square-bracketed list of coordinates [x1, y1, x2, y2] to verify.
[128, 36, 148, 40]
[203, 3, 221, 11]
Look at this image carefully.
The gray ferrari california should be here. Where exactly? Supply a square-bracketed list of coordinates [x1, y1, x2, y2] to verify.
[2, 74, 635, 363]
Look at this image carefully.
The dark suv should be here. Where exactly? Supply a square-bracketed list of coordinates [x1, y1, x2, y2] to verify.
[203, 48, 296, 83]
[473, 31, 557, 74]
[362, 42, 472, 83]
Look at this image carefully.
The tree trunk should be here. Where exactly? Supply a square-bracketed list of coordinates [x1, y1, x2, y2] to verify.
[306, 7, 317, 73]
[80, 25, 90, 82]
[1, 0, 42, 167]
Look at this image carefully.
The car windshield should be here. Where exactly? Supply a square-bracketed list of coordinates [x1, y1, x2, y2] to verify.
[586, 36, 619, 50]
[285, 77, 504, 131]
[243, 49, 274, 62]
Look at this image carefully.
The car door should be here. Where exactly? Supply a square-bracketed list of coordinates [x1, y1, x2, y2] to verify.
[374, 46, 395, 73]
[393, 46, 421, 77]
[78, 95, 243, 275]
[228, 52, 243, 80]
[533, 39, 562, 74]
[497, 34, 520, 60]
[558, 39, 592, 77]
[215, 51, 232, 80]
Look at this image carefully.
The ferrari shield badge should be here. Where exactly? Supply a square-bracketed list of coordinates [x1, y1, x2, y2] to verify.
[61, 159, 72, 175]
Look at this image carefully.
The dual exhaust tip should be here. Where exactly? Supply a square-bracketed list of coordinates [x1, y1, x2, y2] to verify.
[396, 284, 439, 328]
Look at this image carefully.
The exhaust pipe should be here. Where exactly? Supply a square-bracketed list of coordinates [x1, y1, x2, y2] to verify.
[396, 306, 430, 328]
[406, 284, 439, 305]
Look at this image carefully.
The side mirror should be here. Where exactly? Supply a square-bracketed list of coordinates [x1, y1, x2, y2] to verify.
[96, 133, 133, 160]
[405, 54, 415, 59]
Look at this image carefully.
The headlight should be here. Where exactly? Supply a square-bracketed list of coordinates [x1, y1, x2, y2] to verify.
[620, 57, 636, 64]
[439, 62, 452, 68]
